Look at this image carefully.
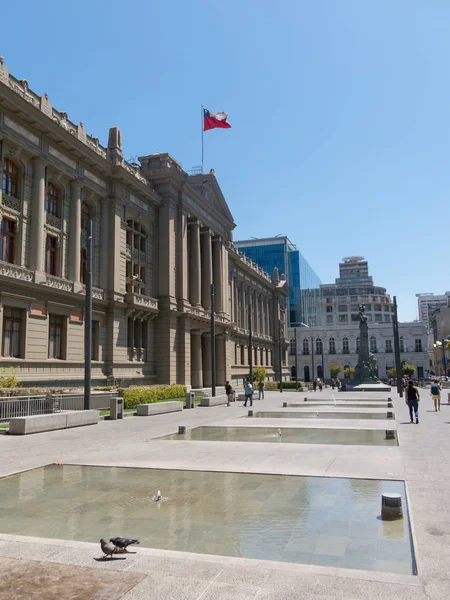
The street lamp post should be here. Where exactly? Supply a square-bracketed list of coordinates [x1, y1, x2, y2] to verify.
[279, 318, 283, 393]
[84, 219, 92, 411]
[248, 302, 253, 386]
[393, 296, 403, 398]
[311, 335, 315, 382]
[210, 284, 216, 398]
[295, 327, 299, 390]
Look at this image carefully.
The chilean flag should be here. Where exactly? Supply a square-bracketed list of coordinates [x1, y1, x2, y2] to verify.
[203, 108, 231, 131]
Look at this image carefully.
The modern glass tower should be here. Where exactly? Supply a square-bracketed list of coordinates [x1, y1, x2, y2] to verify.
[234, 236, 321, 327]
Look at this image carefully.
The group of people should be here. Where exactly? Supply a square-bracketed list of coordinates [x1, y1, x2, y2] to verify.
[405, 378, 444, 424]
[225, 379, 265, 407]
[312, 378, 323, 392]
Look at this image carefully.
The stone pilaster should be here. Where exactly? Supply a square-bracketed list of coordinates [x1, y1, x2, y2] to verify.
[177, 208, 189, 306]
[216, 335, 226, 386]
[200, 228, 213, 310]
[158, 200, 176, 310]
[29, 158, 46, 272]
[188, 219, 201, 306]
[99, 198, 109, 290]
[191, 330, 203, 388]
[68, 180, 82, 283]
[155, 314, 177, 384]
[212, 237, 223, 314]
[177, 315, 191, 385]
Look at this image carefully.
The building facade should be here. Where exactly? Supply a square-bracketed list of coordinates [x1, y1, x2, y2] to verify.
[288, 321, 429, 382]
[0, 58, 288, 387]
[319, 256, 393, 327]
[417, 292, 450, 331]
[234, 236, 321, 327]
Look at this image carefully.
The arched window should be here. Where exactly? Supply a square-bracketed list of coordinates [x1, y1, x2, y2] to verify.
[2, 159, 19, 198]
[385, 339, 393, 353]
[302, 338, 309, 355]
[342, 337, 349, 354]
[81, 202, 92, 231]
[316, 338, 323, 355]
[45, 182, 59, 217]
[370, 336, 377, 353]
[356, 337, 360, 352]
[304, 365, 310, 382]
[329, 337, 336, 354]
[400, 336, 404, 352]
[126, 219, 147, 295]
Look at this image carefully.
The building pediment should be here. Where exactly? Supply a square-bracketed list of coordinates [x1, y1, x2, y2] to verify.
[187, 173, 235, 227]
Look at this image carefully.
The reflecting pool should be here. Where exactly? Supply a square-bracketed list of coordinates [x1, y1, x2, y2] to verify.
[163, 426, 397, 445]
[0, 466, 415, 574]
[251, 411, 393, 420]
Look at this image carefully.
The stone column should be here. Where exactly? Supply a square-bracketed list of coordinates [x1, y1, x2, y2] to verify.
[241, 286, 246, 329]
[202, 333, 212, 387]
[189, 219, 201, 306]
[191, 330, 203, 389]
[68, 181, 82, 283]
[30, 158, 46, 272]
[177, 316, 191, 385]
[99, 198, 109, 290]
[216, 335, 226, 385]
[201, 228, 213, 310]
[177, 208, 189, 305]
[158, 200, 176, 309]
[234, 278, 239, 325]
[212, 237, 223, 313]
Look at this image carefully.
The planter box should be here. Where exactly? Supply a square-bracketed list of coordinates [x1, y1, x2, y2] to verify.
[199, 395, 228, 407]
[136, 401, 183, 416]
[9, 410, 99, 435]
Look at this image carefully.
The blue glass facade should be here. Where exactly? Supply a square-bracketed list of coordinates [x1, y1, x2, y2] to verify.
[234, 238, 321, 327]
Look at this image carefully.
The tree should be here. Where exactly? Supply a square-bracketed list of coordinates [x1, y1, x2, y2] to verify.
[252, 367, 267, 383]
[344, 366, 355, 379]
[387, 368, 396, 379]
[402, 364, 415, 377]
[329, 363, 342, 379]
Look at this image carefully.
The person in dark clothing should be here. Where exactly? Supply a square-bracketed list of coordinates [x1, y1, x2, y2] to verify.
[225, 381, 233, 406]
[406, 379, 420, 424]
[313, 379, 317, 392]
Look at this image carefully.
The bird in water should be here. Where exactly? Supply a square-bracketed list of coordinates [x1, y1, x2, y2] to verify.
[151, 490, 162, 501]
[277, 428, 282, 437]
[100, 538, 127, 558]
[109, 537, 140, 551]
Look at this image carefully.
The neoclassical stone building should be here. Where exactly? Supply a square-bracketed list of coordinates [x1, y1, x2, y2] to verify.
[288, 321, 429, 382]
[0, 58, 288, 387]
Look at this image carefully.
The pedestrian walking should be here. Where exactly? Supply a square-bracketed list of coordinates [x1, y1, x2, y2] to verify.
[336, 378, 340, 391]
[318, 379, 323, 392]
[430, 379, 442, 412]
[331, 378, 335, 390]
[225, 380, 233, 407]
[313, 379, 317, 392]
[405, 379, 420, 424]
[258, 380, 265, 400]
[243, 380, 253, 407]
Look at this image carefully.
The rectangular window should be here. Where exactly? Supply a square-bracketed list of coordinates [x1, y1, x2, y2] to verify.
[338, 305, 347, 312]
[45, 236, 57, 275]
[351, 314, 359, 321]
[326, 306, 333, 313]
[365, 304, 372, 310]
[339, 314, 348, 323]
[383, 305, 390, 312]
[417, 366, 424, 379]
[48, 314, 64, 359]
[385, 339, 393, 353]
[0, 218, 15, 263]
[2, 306, 23, 358]
[326, 315, 333, 324]
[384, 315, 390, 322]
[415, 339, 422, 352]
[374, 314, 382, 322]
[375, 304, 382, 311]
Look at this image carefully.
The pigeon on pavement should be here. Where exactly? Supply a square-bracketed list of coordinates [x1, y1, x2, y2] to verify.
[100, 538, 127, 558]
[109, 537, 140, 551]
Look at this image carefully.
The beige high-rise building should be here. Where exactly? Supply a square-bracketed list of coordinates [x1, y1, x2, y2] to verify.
[0, 57, 289, 388]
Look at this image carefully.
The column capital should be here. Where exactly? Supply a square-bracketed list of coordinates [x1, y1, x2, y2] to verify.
[200, 226, 213, 236]
[188, 217, 202, 227]
[69, 179, 82, 191]
[32, 156, 46, 166]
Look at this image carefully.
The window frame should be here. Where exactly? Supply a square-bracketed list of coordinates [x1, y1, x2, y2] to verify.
[45, 235, 58, 275]
[2, 158, 19, 198]
[2, 306, 23, 358]
[0, 217, 15, 264]
[48, 314, 65, 359]
[45, 181, 59, 217]
[342, 337, 349, 354]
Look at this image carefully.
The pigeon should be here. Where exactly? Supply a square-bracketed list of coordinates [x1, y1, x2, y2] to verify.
[100, 538, 127, 558]
[109, 537, 140, 551]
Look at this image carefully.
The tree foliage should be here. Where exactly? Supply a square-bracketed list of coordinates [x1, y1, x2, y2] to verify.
[402, 364, 415, 377]
[387, 368, 396, 379]
[251, 367, 267, 383]
[329, 363, 342, 378]
[344, 366, 355, 379]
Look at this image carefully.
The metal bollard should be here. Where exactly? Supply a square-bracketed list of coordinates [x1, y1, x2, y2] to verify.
[304, 397, 308, 402]
[178, 426, 186, 434]
[381, 493, 403, 520]
[387, 402, 393, 408]
[385, 430, 395, 440]
[248, 410, 253, 417]
[282, 402, 287, 408]
[387, 411, 393, 419]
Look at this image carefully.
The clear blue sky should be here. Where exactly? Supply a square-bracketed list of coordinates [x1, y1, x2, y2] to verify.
[1, 0, 449, 321]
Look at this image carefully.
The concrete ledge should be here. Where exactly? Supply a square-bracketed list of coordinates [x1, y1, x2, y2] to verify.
[9, 411, 100, 435]
[199, 395, 228, 407]
[65, 410, 100, 428]
[136, 401, 183, 416]
[9, 413, 67, 435]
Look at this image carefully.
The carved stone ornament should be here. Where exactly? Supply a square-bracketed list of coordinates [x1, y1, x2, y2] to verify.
[48, 170, 63, 184]
[8, 146, 23, 159]
[83, 189, 94, 202]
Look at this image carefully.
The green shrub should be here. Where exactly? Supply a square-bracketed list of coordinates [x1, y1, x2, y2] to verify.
[0, 367, 20, 388]
[265, 381, 304, 391]
[122, 384, 187, 409]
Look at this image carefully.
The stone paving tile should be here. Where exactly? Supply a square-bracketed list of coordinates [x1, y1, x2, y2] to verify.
[120, 573, 213, 600]
[200, 581, 260, 600]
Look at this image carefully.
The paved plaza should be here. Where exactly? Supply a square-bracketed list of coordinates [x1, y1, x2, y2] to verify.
[0, 388, 450, 599]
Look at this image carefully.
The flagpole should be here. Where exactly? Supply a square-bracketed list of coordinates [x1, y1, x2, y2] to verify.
[201, 104, 204, 174]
